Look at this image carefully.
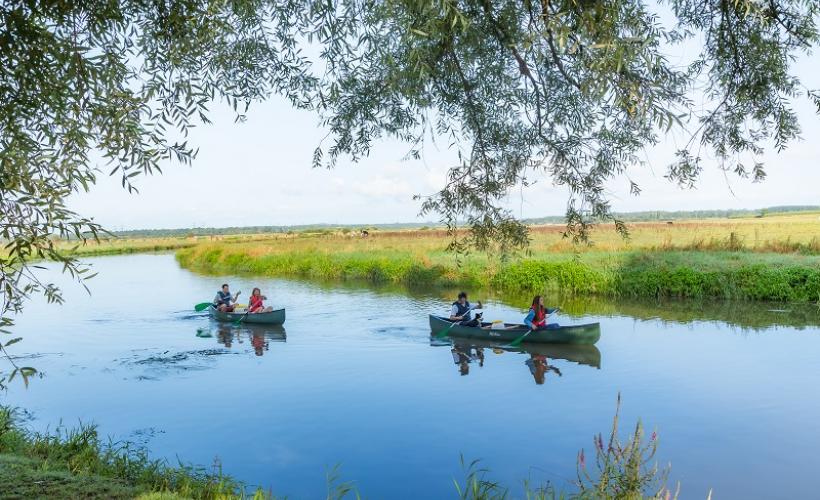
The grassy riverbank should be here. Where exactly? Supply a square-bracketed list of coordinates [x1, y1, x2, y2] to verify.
[0, 408, 252, 499]
[48, 212, 820, 302]
[175, 213, 820, 302]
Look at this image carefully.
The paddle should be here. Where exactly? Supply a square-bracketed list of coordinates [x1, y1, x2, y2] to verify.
[435, 319, 461, 339]
[508, 329, 533, 347]
[196, 290, 241, 315]
[508, 307, 561, 347]
[233, 305, 255, 326]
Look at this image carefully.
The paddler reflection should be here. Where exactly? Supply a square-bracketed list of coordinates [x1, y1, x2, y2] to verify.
[451, 342, 484, 376]
[251, 332, 268, 356]
[216, 323, 235, 347]
[198, 324, 286, 356]
[525, 354, 562, 385]
[435, 336, 600, 383]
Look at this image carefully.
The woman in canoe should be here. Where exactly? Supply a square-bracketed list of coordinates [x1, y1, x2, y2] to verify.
[524, 295, 553, 330]
[248, 288, 273, 314]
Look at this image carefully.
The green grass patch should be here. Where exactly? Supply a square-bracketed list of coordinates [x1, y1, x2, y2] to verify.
[0, 407, 256, 500]
[177, 244, 820, 303]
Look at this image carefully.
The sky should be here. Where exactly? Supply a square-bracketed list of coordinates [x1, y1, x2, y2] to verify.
[67, 33, 820, 231]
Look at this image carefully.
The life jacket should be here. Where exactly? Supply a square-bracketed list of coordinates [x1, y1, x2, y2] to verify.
[530, 306, 546, 328]
[216, 290, 232, 306]
[249, 295, 264, 312]
[453, 300, 472, 321]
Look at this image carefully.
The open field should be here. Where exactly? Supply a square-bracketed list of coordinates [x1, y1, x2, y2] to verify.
[25, 211, 820, 302]
[71, 211, 820, 255]
[56, 233, 288, 257]
[171, 212, 820, 302]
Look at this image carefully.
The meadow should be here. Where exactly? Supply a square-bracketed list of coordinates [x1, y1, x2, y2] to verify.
[48, 212, 820, 302]
[172, 212, 820, 303]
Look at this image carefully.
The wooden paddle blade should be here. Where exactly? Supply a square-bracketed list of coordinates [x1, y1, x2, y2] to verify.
[194, 302, 212, 312]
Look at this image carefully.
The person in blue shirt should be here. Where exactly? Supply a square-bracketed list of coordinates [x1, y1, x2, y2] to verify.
[213, 283, 240, 312]
[449, 291, 483, 326]
[524, 295, 559, 330]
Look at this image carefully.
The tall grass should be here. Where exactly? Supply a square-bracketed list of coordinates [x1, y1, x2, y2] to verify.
[38, 212, 820, 302]
[177, 242, 820, 302]
[0, 406, 251, 499]
[0, 406, 365, 499]
[446, 396, 679, 499]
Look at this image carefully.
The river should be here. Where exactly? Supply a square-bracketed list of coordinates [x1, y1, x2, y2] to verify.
[4, 254, 820, 499]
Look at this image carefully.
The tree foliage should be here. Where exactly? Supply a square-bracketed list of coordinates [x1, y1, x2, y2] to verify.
[1, 0, 819, 358]
[304, 0, 818, 249]
[0, 0, 313, 372]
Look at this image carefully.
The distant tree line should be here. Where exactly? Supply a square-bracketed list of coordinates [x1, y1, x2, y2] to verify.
[108, 222, 434, 238]
[103, 205, 820, 238]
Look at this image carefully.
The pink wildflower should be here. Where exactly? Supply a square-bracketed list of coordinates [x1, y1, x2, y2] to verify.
[579, 449, 586, 469]
[651, 431, 657, 441]
[596, 434, 604, 450]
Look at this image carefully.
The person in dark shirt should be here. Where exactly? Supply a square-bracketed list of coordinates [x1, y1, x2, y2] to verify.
[213, 283, 240, 312]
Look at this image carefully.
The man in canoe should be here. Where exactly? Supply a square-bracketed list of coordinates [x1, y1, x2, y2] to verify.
[449, 291, 483, 326]
[214, 283, 240, 312]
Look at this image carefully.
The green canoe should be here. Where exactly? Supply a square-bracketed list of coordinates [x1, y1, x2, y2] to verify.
[429, 315, 600, 345]
[209, 306, 286, 325]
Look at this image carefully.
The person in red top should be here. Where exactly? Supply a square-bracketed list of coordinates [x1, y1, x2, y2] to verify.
[248, 287, 273, 314]
[524, 295, 547, 329]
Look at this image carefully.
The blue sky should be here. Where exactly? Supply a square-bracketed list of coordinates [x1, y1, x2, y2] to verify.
[68, 40, 820, 231]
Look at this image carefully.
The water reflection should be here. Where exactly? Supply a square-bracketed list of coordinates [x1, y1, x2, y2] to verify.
[432, 337, 601, 383]
[525, 355, 561, 385]
[10, 254, 820, 499]
[196, 323, 286, 355]
[294, 277, 820, 331]
[450, 342, 485, 376]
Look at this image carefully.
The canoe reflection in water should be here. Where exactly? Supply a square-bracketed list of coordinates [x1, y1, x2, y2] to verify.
[196, 323, 286, 356]
[432, 337, 601, 384]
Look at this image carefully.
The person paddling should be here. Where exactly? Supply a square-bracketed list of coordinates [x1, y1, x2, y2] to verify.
[248, 287, 273, 314]
[524, 295, 552, 330]
[449, 291, 483, 327]
[214, 283, 240, 312]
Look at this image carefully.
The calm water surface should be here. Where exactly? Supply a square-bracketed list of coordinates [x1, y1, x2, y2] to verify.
[4, 254, 820, 499]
